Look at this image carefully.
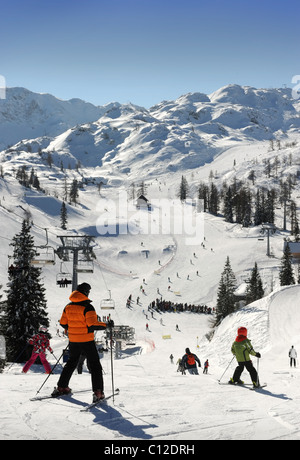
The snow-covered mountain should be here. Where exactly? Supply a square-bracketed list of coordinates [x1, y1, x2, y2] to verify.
[1, 84, 300, 180]
[0, 87, 119, 151]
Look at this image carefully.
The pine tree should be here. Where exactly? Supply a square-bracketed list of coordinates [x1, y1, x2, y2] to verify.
[1, 220, 49, 362]
[290, 200, 300, 239]
[254, 189, 264, 226]
[69, 179, 79, 204]
[60, 201, 68, 230]
[223, 186, 234, 223]
[279, 243, 295, 286]
[245, 262, 264, 305]
[214, 256, 237, 327]
[178, 175, 189, 201]
[208, 183, 219, 215]
[198, 182, 209, 212]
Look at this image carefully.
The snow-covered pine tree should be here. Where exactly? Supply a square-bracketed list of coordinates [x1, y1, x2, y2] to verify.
[245, 262, 264, 305]
[214, 256, 237, 327]
[290, 200, 300, 240]
[223, 186, 234, 223]
[178, 175, 189, 201]
[208, 183, 219, 215]
[1, 220, 49, 362]
[279, 243, 295, 286]
[69, 179, 79, 204]
[60, 201, 68, 230]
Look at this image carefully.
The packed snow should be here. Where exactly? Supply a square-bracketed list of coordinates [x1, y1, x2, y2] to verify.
[1, 85, 300, 441]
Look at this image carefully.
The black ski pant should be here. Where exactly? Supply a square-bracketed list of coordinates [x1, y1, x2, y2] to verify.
[233, 360, 258, 384]
[57, 341, 103, 392]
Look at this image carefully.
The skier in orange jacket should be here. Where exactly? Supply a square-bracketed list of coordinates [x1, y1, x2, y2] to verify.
[53, 283, 112, 402]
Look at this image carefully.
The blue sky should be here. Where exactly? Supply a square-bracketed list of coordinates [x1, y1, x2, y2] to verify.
[1, 0, 299, 107]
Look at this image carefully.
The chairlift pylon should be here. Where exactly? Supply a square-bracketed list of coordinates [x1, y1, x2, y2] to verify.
[100, 290, 115, 310]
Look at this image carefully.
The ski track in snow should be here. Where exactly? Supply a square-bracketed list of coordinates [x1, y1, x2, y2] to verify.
[2, 134, 300, 440]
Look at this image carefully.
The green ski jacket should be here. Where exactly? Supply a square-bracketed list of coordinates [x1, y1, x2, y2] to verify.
[231, 337, 257, 362]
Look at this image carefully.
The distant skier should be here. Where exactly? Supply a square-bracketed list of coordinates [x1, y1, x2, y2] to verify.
[229, 327, 261, 388]
[176, 358, 186, 375]
[289, 345, 297, 367]
[22, 326, 53, 374]
[181, 347, 201, 375]
[203, 359, 209, 374]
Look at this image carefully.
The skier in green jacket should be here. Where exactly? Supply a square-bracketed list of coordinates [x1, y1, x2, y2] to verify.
[229, 327, 261, 388]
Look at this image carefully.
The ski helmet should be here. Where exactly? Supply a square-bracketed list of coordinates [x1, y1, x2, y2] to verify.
[237, 327, 247, 337]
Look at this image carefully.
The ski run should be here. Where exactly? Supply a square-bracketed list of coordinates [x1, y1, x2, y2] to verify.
[2, 85, 300, 441]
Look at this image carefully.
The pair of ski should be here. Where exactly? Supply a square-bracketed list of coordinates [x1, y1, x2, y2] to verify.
[219, 381, 267, 391]
[30, 388, 119, 411]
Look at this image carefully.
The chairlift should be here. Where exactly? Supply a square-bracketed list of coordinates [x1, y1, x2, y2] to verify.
[76, 259, 94, 273]
[56, 272, 72, 288]
[31, 229, 56, 266]
[31, 246, 56, 266]
[100, 290, 115, 310]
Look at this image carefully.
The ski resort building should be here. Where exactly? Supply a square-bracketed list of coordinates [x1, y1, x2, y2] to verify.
[136, 195, 151, 210]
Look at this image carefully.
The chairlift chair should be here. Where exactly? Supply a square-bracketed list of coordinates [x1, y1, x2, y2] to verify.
[56, 272, 72, 288]
[31, 246, 56, 266]
[100, 290, 115, 310]
[76, 259, 94, 273]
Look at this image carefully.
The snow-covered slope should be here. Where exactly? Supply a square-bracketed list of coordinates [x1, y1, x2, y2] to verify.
[1, 168, 300, 440]
[1, 84, 300, 440]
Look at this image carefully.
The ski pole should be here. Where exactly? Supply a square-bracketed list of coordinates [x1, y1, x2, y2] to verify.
[35, 348, 66, 395]
[218, 356, 235, 383]
[109, 324, 115, 403]
[256, 357, 260, 387]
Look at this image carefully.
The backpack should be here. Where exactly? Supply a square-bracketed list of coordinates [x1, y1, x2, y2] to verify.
[187, 354, 195, 366]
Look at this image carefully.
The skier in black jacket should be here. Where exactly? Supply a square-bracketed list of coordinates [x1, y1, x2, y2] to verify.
[181, 348, 201, 375]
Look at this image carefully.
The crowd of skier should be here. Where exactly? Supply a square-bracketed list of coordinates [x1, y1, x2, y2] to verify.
[149, 298, 214, 315]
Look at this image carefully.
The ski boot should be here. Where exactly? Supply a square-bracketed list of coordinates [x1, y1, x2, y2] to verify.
[228, 378, 244, 385]
[51, 386, 72, 398]
[93, 390, 105, 403]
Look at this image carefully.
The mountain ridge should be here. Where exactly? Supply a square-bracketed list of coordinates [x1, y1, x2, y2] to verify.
[0, 84, 299, 181]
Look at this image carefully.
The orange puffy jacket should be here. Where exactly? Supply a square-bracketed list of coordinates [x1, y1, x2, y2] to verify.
[60, 290, 107, 342]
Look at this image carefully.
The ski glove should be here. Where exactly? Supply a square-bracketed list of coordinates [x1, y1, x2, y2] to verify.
[256, 352, 261, 358]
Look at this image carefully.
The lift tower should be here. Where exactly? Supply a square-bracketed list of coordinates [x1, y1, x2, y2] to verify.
[55, 235, 95, 291]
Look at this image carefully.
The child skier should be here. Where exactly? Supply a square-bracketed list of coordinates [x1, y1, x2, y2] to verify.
[22, 327, 53, 374]
[229, 327, 261, 388]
